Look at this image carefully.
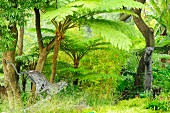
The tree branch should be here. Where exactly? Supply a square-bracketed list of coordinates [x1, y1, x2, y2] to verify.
[34, 8, 44, 50]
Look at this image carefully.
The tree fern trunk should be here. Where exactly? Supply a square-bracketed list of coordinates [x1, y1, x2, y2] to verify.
[73, 59, 79, 85]
[50, 38, 61, 83]
[73, 59, 79, 68]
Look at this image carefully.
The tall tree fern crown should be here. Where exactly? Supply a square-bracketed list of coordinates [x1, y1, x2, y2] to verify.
[43, 0, 144, 51]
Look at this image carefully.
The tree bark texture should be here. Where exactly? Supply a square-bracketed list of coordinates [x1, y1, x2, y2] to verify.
[33, 8, 46, 94]
[133, 0, 155, 90]
[134, 52, 145, 89]
[73, 58, 79, 68]
[2, 23, 21, 109]
[33, 8, 55, 94]
[73, 58, 79, 85]
[34, 8, 55, 72]
[34, 8, 44, 51]
[16, 26, 24, 85]
[18, 26, 24, 55]
[50, 38, 61, 83]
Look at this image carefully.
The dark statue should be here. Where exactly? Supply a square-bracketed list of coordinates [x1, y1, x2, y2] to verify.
[144, 47, 154, 91]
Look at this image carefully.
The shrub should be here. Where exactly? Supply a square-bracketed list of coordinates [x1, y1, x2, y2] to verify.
[146, 93, 170, 111]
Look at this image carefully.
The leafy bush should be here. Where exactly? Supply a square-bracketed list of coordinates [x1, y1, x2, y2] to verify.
[117, 74, 135, 99]
[153, 68, 170, 92]
[146, 93, 170, 111]
[79, 74, 120, 105]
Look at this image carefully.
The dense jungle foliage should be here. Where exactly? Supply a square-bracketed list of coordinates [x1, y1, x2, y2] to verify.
[0, 0, 170, 113]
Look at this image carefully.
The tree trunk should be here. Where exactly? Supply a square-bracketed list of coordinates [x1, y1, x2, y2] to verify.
[35, 48, 48, 72]
[34, 7, 52, 72]
[73, 58, 79, 85]
[16, 26, 24, 88]
[18, 26, 24, 55]
[30, 48, 48, 94]
[73, 58, 79, 68]
[31, 8, 46, 96]
[50, 38, 61, 83]
[134, 52, 145, 90]
[22, 75, 27, 92]
[133, 0, 155, 91]
[2, 23, 21, 109]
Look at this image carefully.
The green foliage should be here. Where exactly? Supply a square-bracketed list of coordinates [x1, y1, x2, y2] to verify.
[43, 0, 143, 51]
[0, 0, 47, 52]
[153, 53, 170, 69]
[146, 93, 170, 111]
[1, 86, 169, 113]
[117, 74, 135, 99]
[88, 19, 142, 51]
[44, 0, 144, 22]
[153, 68, 170, 92]
[0, 25, 15, 52]
[149, 0, 170, 34]
[156, 35, 170, 47]
[60, 30, 109, 60]
[21, 92, 31, 107]
[151, 53, 170, 92]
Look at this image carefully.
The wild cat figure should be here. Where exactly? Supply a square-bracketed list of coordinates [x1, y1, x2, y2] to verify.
[5, 60, 68, 96]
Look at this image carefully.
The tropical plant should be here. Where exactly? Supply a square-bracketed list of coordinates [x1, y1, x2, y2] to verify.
[60, 29, 109, 68]
[42, 0, 144, 82]
[149, 0, 170, 35]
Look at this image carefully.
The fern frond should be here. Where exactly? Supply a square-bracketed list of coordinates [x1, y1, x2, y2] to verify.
[60, 35, 109, 60]
[156, 35, 170, 47]
[43, 7, 79, 22]
[43, 0, 144, 22]
[40, 28, 55, 34]
[153, 53, 170, 60]
[69, 0, 144, 13]
[149, 0, 161, 15]
[88, 19, 141, 51]
[77, 73, 116, 83]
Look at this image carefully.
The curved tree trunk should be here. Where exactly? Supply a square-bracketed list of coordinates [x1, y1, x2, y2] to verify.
[34, 7, 55, 72]
[32, 8, 48, 95]
[33, 8, 55, 95]
[133, 0, 155, 91]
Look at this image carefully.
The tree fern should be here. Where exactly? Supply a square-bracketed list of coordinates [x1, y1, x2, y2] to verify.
[68, 0, 144, 15]
[42, 0, 143, 51]
[60, 36, 109, 60]
[88, 19, 141, 51]
[43, 0, 144, 22]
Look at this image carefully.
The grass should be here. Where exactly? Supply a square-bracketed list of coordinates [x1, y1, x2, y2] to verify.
[1, 92, 168, 113]
[0, 85, 170, 113]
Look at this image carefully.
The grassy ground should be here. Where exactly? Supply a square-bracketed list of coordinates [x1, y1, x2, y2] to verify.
[1, 94, 168, 113]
